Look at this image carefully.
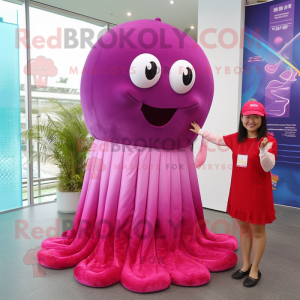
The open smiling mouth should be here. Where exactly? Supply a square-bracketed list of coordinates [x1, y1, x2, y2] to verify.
[128, 93, 197, 127]
[141, 103, 177, 127]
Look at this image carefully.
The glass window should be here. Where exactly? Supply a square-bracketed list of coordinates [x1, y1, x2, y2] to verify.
[0, 0, 25, 211]
[28, 7, 107, 204]
[0, 1, 109, 210]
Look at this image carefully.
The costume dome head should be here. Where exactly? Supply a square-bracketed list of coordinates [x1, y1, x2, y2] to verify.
[80, 18, 214, 149]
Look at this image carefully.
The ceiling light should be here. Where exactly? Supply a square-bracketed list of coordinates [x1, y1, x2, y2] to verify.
[170, 1, 175, 4]
[191, 26, 194, 29]
[127, 12, 131, 16]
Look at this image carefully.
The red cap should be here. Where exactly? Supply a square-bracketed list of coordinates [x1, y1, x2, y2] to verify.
[241, 101, 267, 117]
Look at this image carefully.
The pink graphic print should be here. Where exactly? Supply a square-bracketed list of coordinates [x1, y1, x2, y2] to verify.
[24, 56, 57, 87]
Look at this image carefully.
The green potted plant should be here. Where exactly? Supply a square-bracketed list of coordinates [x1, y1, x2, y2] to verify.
[22, 99, 94, 213]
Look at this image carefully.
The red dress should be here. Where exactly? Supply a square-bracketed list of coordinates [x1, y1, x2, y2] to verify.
[223, 133, 278, 225]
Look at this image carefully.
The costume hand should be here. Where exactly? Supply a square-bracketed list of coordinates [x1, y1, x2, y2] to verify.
[260, 137, 268, 148]
[190, 122, 201, 134]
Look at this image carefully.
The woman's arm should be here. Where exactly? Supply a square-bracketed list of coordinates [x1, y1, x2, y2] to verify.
[190, 122, 227, 146]
[199, 133, 276, 171]
[198, 129, 227, 146]
[192, 123, 276, 172]
[259, 142, 276, 172]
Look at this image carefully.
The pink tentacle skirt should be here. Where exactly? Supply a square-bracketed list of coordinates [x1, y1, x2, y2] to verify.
[37, 139, 238, 293]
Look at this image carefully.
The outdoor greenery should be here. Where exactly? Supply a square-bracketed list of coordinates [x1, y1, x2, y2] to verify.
[22, 100, 94, 193]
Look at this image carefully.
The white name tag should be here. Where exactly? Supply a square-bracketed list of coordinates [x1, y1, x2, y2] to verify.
[237, 154, 248, 168]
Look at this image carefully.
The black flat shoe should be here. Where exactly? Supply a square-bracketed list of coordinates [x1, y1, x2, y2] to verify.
[231, 265, 252, 279]
[243, 270, 261, 287]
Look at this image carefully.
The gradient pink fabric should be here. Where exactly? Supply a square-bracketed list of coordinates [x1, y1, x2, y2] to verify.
[38, 139, 238, 292]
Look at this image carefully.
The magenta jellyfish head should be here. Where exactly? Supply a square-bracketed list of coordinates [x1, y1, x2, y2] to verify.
[80, 19, 214, 149]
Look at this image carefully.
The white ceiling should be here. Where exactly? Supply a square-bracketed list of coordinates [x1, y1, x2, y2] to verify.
[36, 0, 199, 41]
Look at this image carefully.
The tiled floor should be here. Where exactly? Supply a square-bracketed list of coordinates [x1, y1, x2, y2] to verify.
[0, 203, 299, 300]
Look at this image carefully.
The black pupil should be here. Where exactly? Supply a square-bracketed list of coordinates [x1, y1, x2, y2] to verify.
[145, 61, 157, 80]
[183, 67, 193, 86]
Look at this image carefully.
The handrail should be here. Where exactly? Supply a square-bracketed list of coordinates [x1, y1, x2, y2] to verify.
[23, 192, 57, 201]
[22, 177, 58, 184]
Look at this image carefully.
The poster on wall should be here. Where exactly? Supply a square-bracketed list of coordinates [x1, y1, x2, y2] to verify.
[243, 0, 300, 208]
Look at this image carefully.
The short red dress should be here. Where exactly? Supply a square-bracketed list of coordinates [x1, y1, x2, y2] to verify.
[223, 132, 278, 225]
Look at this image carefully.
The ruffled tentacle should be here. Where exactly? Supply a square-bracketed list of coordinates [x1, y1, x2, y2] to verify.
[120, 148, 170, 293]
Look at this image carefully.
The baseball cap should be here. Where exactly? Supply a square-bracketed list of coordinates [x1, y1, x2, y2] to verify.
[241, 101, 267, 117]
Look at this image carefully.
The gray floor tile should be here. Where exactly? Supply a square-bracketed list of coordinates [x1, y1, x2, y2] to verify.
[0, 202, 299, 300]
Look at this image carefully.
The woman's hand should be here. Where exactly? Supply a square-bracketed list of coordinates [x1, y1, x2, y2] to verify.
[190, 121, 201, 134]
[260, 137, 268, 148]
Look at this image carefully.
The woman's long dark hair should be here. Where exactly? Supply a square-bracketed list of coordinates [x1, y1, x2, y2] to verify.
[237, 114, 268, 143]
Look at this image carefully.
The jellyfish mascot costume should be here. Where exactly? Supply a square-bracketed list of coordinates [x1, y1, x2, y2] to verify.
[37, 18, 238, 293]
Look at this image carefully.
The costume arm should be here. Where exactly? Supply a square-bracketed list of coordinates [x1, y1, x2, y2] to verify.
[259, 142, 276, 172]
[195, 137, 208, 168]
[198, 129, 227, 146]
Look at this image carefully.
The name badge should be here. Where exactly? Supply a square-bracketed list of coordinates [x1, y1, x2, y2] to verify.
[237, 154, 248, 168]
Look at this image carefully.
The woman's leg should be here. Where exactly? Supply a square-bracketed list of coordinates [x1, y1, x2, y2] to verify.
[249, 223, 266, 279]
[237, 219, 252, 271]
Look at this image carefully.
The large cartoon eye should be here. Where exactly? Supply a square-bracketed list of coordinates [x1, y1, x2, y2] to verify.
[130, 54, 161, 88]
[169, 60, 196, 94]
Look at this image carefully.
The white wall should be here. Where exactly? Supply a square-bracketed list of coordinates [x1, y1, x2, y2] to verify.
[196, 0, 245, 211]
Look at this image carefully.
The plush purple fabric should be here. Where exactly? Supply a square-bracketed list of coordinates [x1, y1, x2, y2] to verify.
[37, 19, 238, 293]
[80, 19, 214, 149]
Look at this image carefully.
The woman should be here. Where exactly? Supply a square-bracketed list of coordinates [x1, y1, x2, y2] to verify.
[190, 100, 277, 287]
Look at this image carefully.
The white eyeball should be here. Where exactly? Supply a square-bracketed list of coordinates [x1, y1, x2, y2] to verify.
[130, 54, 161, 88]
[169, 60, 196, 94]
